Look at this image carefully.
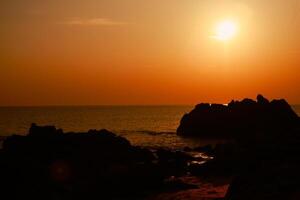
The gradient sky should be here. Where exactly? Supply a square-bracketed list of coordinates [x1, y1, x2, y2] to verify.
[1, 0, 300, 106]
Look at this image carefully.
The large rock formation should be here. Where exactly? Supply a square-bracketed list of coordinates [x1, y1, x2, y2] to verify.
[177, 95, 300, 138]
[0, 124, 175, 200]
[177, 95, 300, 199]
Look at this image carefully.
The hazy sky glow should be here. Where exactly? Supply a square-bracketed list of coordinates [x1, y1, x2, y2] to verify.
[1, 0, 300, 105]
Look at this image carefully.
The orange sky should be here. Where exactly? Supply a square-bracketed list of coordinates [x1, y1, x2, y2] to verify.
[1, 0, 300, 106]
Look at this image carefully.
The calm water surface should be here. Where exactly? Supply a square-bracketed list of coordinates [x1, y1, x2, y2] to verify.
[0, 105, 299, 149]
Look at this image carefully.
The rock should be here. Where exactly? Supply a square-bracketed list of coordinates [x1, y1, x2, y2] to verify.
[156, 148, 194, 177]
[29, 123, 63, 137]
[177, 95, 299, 138]
[177, 95, 300, 199]
[224, 129, 300, 200]
[257, 94, 269, 104]
[0, 124, 166, 200]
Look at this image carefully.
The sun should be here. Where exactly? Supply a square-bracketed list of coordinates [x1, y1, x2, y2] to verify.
[213, 20, 237, 41]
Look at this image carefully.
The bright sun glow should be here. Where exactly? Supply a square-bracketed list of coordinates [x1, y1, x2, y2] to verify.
[213, 20, 237, 41]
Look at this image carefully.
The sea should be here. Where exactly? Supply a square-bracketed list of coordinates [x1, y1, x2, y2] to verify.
[0, 105, 299, 149]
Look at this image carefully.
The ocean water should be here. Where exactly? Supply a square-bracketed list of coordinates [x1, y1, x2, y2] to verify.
[0, 105, 299, 149]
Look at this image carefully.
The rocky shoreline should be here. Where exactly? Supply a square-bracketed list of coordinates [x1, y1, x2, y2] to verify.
[178, 95, 300, 200]
[0, 123, 227, 200]
[1, 95, 300, 200]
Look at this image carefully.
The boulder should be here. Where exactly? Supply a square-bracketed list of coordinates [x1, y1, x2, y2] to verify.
[177, 95, 300, 200]
[177, 95, 299, 139]
[29, 123, 63, 137]
[0, 124, 165, 200]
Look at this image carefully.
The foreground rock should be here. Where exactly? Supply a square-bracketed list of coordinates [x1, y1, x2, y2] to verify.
[177, 95, 299, 139]
[0, 124, 197, 200]
[224, 127, 300, 200]
[177, 95, 300, 199]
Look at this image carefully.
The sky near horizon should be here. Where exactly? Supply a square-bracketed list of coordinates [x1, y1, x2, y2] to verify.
[1, 0, 300, 106]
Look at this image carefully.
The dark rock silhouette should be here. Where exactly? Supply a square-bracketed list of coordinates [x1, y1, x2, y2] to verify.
[178, 95, 300, 199]
[177, 95, 299, 138]
[1, 95, 300, 200]
[0, 124, 195, 200]
[223, 127, 300, 200]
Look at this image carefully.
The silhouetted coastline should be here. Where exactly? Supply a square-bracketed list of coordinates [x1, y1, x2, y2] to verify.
[178, 95, 300, 199]
[0, 124, 213, 200]
[1, 95, 300, 199]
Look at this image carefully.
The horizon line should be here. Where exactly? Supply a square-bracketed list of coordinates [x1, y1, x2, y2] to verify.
[0, 104, 195, 107]
[1, 103, 300, 107]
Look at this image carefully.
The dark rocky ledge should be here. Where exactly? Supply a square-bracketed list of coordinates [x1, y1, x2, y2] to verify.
[177, 95, 300, 199]
[0, 124, 200, 200]
[192, 128, 300, 200]
[177, 94, 300, 139]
